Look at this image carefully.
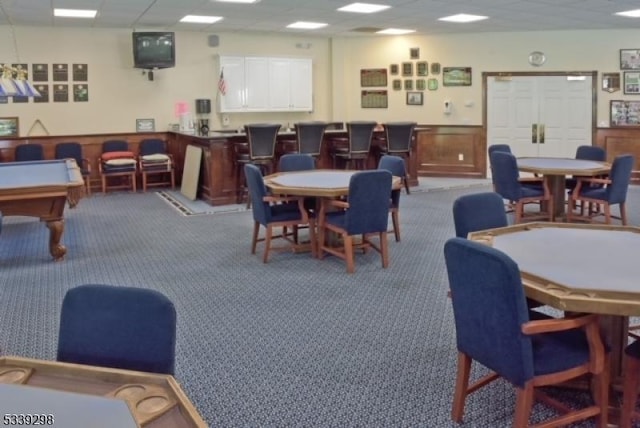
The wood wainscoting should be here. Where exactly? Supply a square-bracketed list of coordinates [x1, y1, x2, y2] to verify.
[415, 126, 485, 178]
[596, 127, 640, 183]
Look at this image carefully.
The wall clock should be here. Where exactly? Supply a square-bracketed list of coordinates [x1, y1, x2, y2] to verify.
[528, 51, 546, 67]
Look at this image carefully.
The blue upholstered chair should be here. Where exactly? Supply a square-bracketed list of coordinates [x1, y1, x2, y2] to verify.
[452, 192, 507, 238]
[318, 170, 392, 273]
[278, 153, 315, 172]
[55, 142, 91, 196]
[568, 154, 633, 225]
[490, 151, 552, 223]
[138, 138, 175, 192]
[380, 122, 416, 193]
[621, 340, 640, 428]
[444, 238, 609, 427]
[378, 155, 405, 242]
[57, 284, 177, 374]
[330, 121, 377, 170]
[99, 140, 137, 193]
[14, 144, 44, 162]
[565, 145, 607, 191]
[245, 164, 315, 262]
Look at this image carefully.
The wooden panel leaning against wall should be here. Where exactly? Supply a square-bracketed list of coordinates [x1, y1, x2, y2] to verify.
[595, 128, 640, 183]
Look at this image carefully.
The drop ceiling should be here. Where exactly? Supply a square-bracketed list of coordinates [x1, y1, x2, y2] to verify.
[0, 0, 639, 36]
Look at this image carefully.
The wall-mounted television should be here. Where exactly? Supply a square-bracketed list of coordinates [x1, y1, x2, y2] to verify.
[132, 32, 175, 70]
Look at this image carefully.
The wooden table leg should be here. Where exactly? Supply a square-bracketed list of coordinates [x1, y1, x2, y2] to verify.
[46, 219, 67, 261]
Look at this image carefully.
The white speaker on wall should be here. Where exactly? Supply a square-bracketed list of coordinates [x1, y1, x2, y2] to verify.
[208, 35, 219, 47]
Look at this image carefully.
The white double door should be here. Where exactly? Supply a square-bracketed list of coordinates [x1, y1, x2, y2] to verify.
[487, 74, 593, 175]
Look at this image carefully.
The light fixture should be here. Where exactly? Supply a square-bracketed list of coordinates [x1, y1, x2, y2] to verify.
[287, 21, 328, 30]
[53, 8, 97, 18]
[376, 28, 415, 35]
[0, 64, 41, 97]
[438, 13, 488, 23]
[338, 3, 391, 14]
[180, 15, 223, 24]
[615, 9, 640, 18]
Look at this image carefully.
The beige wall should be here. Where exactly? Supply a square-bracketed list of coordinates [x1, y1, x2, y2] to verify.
[0, 25, 634, 136]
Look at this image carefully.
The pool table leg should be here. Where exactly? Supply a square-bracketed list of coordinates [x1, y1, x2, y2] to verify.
[46, 219, 67, 261]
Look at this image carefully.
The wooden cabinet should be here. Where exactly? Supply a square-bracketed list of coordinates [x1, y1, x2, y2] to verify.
[219, 55, 312, 113]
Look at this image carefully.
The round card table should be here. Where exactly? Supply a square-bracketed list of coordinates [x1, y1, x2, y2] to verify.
[468, 222, 640, 386]
[517, 157, 610, 221]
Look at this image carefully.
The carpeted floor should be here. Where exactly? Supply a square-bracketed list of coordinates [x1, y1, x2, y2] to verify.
[0, 182, 636, 427]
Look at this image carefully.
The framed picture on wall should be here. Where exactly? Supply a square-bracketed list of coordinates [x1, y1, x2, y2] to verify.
[390, 64, 399, 75]
[623, 71, 640, 94]
[620, 49, 640, 70]
[402, 62, 413, 76]
[406, 91, 423, 106]
[416, 62, 428, 76]
[610, 100, 640, 126]
[443, 67, 472, 86]
[404, 79, 413, 90]
[0, 117, 19, 137]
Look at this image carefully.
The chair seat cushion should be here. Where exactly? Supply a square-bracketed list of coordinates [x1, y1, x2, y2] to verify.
[105, 158, 137, 166]
[269, 203, 304, 222]
[325, 211, 347, 230]
[531, 329, 592, 376]
[141, 153, 170, 162]
[102, 151, 135, 161]
[520, 185, 545, 198]
[579, 187, 606, 200]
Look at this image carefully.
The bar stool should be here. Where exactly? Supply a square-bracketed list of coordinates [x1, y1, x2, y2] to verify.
[294, 121, 327, 163]
[330, 121, 376, 170]
[234, 123, 281, 205]
[380, 122, 416, 193]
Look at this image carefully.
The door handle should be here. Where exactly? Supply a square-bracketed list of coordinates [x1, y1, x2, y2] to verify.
[539, 123, 545, 144]
[531, 124, 538, 144]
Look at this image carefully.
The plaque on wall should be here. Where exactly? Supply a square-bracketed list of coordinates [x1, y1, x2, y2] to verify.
[53, 64, 69, 81]
[34, 85, 49, 103]
[54, 84, 69, 102]
[0, 97, 7, 104]
[32, 64, 48, 81]
[73, 84, 88, 102]
[12, 96, 28, 104]
[443, 67, 472, 86]
[360, 68, 388, 87]
[361, 90, 388, 108]
[73, 64, 88, 81]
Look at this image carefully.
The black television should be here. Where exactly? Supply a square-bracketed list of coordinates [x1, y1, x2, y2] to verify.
[132, 32, 175, 69]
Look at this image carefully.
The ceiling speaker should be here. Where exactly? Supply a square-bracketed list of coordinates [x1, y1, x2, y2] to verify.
[208, 35, 219, 47]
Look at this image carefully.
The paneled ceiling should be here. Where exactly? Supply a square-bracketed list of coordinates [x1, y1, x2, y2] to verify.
[0, 0, 639, 36]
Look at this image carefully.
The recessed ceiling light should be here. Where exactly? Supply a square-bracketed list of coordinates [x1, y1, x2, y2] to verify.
[180, 15, 223, 24]
[438, 13, 488, 23]
[338, 3, 391, 14]
[377, 28, 415, 35]
[214, 0, 260, 3]
[616, 9, 640, 18]
[287, 21, 328, 30]
[53, 8, 97, 18]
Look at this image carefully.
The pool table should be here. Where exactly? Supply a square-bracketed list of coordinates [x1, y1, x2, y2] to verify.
[0, 159, 84, 261]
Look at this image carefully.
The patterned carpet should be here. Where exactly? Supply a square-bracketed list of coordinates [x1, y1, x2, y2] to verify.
[0, 184, 637, 427]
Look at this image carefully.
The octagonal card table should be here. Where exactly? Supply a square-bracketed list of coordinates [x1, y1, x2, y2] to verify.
[468, 222, 640, 387]
[517, 157, 610, 221]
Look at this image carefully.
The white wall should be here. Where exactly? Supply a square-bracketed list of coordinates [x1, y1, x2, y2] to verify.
[0, 25, 634, 136]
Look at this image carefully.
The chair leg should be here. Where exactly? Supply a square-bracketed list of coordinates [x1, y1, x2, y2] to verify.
[403, 177, 410, 194]
[101, 175, 107, 194]
[593, 353, 609, 428]
[170, 170, 176, 189]
[131, 172, 137, 192]
[263, 225, 273, 263]
[451, 352, 472, 423]
[251, 222, 260, 254]
[621, 354, 640, 428]
[308, 218, 317, 258]
[621, 202, 628, 225]
[604, 204, 611, 224]
[142, 172, 148, 192]
[379, 231, 389, 268]
[515, 202, 523, 224]
[391, 210, 400, 242]
[344, 234, 355, 273]
[513, 383, 535, 428]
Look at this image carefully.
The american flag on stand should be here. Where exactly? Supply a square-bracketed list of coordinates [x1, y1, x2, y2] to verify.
[218, 69, 226, 96]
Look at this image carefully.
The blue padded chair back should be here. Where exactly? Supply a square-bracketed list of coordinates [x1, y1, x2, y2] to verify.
[347, 121, 377, 154]
[606, 154, 634, 204]
[488, 144, 512, 156]
[245, 164, 271, 225]
[344, 170, 392, 235]
[55, 142, 84, 171]
[245, 124, 281, 160]
[15, 144, 44, 162]
[57, 284, 177, 374]
[384, 122, 416, 153]
[575, 145, 606, 161]
[139, 138, 166, 156]
[490, 151, 522, 202]
[279, 154, 315, 172]
[295, 122, 327, 156]
[444, 238, 534, 387]
[102, 140, 129, 153]
[378, 155, 405, 207]
[453, 192, 508, 238]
